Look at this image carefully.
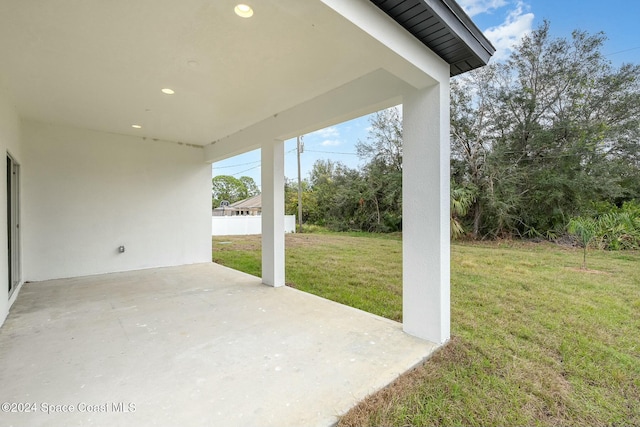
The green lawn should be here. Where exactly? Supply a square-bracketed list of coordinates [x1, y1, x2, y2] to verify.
[212, 233, 640, 426]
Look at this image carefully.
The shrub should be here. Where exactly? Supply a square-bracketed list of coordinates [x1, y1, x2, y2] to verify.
[567, 201, 640, 254]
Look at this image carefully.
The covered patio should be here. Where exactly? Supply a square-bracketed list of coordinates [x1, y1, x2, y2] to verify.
[0, 263, 435, 426]
[1, 0, 493, 425]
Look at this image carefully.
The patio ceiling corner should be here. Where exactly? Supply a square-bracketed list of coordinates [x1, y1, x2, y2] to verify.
[0, 0, 450, 152]
[0, 0, 492, 158]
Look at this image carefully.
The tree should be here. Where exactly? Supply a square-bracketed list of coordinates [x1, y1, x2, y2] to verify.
[296, 22, 640, 239]
[450, 65, 498, 237]
[356, 107, 403, 173]
[451, 21, 640, 239]
[212, 175, 249, 208]
[307, 159, 370, 231]
[284, 178, 318, 224]
[497, 23, 640, 236]
[568, 217, 598, 269]
[450, 183, 476, 239]
[307, 159, 339, 226]
[239, 176, 260, 197]
[356, 107, 403, 231]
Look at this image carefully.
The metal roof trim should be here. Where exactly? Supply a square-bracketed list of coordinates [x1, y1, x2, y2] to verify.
[370, 0, 496, 76]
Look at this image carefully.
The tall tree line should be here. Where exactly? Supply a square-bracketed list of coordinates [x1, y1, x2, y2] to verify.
[451, 22, 640, 238]
[289, 22, 640, 237]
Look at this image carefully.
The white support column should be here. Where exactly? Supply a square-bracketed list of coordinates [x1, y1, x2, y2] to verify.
[261, 140, 285, 287]
[402, 82, 450, 344]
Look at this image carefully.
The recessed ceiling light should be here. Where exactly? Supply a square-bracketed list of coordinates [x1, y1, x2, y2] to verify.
[234, 4, 253, 18]
[161, 88, 175, 95]
[131, 124, 142, 129]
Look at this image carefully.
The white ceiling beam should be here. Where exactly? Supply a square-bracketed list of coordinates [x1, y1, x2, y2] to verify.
[203, 69, 411, 163]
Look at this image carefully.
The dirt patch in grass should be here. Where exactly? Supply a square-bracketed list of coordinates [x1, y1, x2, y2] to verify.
[459, 238, 580, 253]
[212, 235, 261, 251]
[565, 267, 610, 274]
[213, 233, 354, 251]
[285, 233, 361, 248]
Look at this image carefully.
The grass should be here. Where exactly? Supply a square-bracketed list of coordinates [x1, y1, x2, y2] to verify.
[213, 233, 404, 321]
[212, 233, 640, 426]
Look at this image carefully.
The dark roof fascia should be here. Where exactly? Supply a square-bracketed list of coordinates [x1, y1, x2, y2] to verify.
[371, 0, 496, 76]
[429, 0, 495, 63]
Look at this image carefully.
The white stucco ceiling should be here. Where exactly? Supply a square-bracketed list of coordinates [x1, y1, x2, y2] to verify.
[0, 0, 443, 148]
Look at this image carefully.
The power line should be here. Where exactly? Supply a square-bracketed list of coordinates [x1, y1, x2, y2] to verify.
[305, 149, 359, 156]
[214, 148, 298, 177]
[230, 165, 261, 176]
[215, 148, 297, 169]
[605, 46, 640, 57]
[216, 146, 356, 179]
[213, 160, 261, 169]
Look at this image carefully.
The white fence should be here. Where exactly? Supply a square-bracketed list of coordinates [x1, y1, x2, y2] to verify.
[212, 215, 296, 236]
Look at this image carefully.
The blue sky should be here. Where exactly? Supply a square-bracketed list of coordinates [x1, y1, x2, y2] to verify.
[213, 0, 640, 189]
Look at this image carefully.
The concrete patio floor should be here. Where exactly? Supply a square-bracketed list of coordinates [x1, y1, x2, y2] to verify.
[0, 263, 438, 427]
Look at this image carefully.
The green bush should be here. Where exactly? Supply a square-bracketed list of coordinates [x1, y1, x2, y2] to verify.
[568, 201, 640, 251]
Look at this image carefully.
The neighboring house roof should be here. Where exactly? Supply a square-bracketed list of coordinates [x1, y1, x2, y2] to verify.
[230, 194, 262, 210]
[370, 0, 496, 76]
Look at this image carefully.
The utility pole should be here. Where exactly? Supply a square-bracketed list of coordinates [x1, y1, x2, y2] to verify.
[297, 135, 304, 232]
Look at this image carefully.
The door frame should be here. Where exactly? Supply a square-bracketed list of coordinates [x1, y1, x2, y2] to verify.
[6, 152, 20, 297]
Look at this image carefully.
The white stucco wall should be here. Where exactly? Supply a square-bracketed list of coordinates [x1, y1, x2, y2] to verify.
[0, 85, 23, 325]
[21, 120, 211, 281]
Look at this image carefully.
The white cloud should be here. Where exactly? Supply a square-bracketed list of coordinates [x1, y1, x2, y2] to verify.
[483, 2, 534, 61]
[457, 0, 508, 17]
[310, 126, 339, 138]
[321, 139, 341, 147]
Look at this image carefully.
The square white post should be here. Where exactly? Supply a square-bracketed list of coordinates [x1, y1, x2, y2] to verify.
[261, 139, 285, 287]
[402, 83, 451, 344]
